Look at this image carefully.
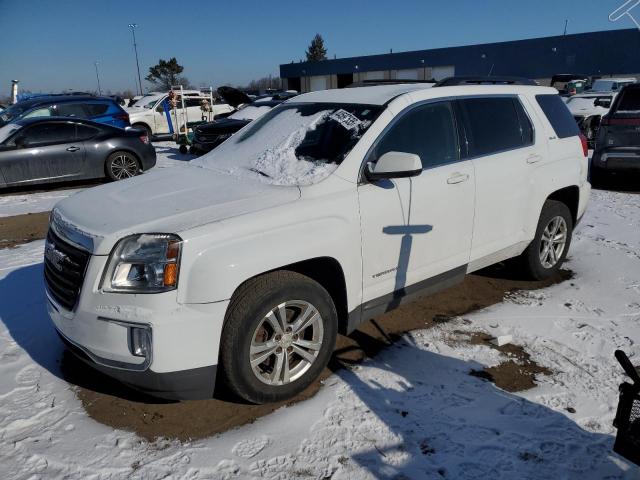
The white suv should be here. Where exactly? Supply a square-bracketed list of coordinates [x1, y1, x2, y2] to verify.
[45, 81, 590, 403]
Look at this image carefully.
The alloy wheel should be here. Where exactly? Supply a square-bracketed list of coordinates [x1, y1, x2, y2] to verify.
[539, 215, 568, 269]
[110, 154, 138, 179]
[249, 300, 324, 386]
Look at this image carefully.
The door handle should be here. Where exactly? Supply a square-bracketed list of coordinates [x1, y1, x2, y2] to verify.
[447, 173, 469, 184]
[66, 146, 80, 152]
[526, 154, 542, 164]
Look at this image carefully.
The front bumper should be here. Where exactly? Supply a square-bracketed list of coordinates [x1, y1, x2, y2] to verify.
[46, 253, 229, 400]
[592, 148, 640, 172]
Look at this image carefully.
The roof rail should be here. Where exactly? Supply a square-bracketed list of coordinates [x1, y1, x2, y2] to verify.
[347, 79, 436, 88]
[435, 76, 538, 87]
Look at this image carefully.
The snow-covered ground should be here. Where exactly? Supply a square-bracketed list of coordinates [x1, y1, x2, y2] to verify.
[0, 143, 639, 478]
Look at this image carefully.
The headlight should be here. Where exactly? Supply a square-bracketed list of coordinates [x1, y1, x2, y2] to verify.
[102, 234, 182, 293]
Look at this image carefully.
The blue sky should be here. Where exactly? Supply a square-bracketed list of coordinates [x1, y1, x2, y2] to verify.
[0, 0, 637, 96]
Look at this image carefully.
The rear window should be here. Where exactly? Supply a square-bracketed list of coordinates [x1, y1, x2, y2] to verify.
[84, 103, 110, 116]
[616, 88, 640, 112]
[535, 94, 580, 138]
[458, 97, 531, 157]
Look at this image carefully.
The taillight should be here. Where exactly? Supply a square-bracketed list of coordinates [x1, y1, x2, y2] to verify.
[115, 112, 130, 123]
[579, 133, 588, 157]
[139, 134, 149, 144]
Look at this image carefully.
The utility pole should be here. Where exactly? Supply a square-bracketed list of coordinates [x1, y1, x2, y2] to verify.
[94, 61, 102, 95]
[128, 23, 143, 95]
[563, 19, 568, 36]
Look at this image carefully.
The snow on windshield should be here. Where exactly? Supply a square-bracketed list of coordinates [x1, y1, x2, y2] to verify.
[193, 103, 381, 186]
[567, 96, 610, 111]
[229, 105, 272, 121]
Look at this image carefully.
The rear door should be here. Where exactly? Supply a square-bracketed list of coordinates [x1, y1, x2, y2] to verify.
[457, 96, 538, 263]
[0, 122, 85, 185]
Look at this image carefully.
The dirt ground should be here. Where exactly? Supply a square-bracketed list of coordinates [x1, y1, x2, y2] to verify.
[0, 211, 50, 248]
[0, 208, 570, 442]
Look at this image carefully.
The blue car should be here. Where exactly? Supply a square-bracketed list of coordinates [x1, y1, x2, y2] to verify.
[0, 95, 131, 129]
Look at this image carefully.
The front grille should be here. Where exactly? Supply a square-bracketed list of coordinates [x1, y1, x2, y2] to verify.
[44, 229, 90, 311]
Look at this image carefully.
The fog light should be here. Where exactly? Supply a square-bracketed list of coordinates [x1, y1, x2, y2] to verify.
[129, 327, 151, 358]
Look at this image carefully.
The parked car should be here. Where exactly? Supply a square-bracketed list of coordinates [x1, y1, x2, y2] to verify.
[0, 117, 155, 188]
[0, 95, 130, 129]
[45, 80, 589, 403]
[125, 90, 233, 138]
[590, 78, 636, 93]
[566, 92, 616, 147]
[592, 83, 640, 181]
[191, 87, 294, 154]
[550, 74, 590, 96]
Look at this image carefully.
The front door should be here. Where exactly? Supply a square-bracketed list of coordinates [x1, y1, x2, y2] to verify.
[358, 100, 475, 309]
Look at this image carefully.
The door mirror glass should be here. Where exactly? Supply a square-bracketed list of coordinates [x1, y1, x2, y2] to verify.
[365, 151, 422, 181]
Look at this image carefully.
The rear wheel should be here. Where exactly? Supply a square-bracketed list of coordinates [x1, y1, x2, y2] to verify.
[220, 271, 338, 404]
[105, 151, 140, 181]
[517, 200, 573, 280]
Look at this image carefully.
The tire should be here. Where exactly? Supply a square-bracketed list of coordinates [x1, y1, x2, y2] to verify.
[179, 144, 188, 154]
[517, 200, 573, 281]
[188, 146, 196, 155]
[220, 271, 338, 404]
[105, 151, 141, 181]
[132, 123, 153, 140]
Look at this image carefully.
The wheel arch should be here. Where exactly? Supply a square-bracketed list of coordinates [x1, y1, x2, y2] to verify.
[227, 256, 350, 335]
[547, 185, 580, 225]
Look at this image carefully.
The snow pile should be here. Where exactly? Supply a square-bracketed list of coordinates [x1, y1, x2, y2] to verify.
[229, 105, 272, 121]
[194, 108, 340, 186]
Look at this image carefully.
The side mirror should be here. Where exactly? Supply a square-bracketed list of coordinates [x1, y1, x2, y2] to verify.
[365, 151, 422, 181]
[14, 136, 27, 148]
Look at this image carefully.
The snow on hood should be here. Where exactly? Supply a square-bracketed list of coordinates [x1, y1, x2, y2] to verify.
[53, 167, 300, 255]
[193, 107, 340, 186]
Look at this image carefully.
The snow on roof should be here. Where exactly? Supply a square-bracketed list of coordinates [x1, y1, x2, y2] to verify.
[292, 83, 435, 105]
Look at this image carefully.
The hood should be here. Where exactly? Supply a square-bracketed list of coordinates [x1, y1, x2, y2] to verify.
[53, 166, 301, 255]
[217, 86, 253, 108]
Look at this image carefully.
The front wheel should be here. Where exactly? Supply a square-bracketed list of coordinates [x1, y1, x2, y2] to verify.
[220, 271, 338, 404]
[105, 151, 140, 181]
[517, 200, 573, 280]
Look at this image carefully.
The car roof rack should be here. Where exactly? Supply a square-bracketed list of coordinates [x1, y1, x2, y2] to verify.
[347, 79, 436, 88]
[435, 76, 538, 87]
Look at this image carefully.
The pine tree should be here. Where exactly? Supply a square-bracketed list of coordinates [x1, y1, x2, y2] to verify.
[305, 34, 328, 62]
[146, 57, 190, 90]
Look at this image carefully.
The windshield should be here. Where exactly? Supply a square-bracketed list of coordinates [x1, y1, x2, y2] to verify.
[193, 102, 383, 185]
[0, 123, 21, 143]
[228, 104, 273, 121]
[0, 103, 32, 125]
[137, 96, 163, 109]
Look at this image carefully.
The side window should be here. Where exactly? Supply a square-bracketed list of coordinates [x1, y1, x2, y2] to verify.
[84, 103, 110, 117]
[21, 123, 76, 145]
[24, 106, 55, 119]
[185, 97, 204, 108]
[75, 124, 100, 140]
[616, 88, 640, 112]
[535, 94, 580, 138]
[513, 99, 534, 145]
[458, 97, 526, 157]
[373, 101, 459, 169]
[55, 103, 87, 118]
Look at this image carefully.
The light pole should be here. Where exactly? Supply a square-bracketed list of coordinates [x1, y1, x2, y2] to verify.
[128, 23, 143, 95]
[94, 61, 102, 95]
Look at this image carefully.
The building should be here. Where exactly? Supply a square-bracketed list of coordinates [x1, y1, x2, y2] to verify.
[279, 28, 640, 92]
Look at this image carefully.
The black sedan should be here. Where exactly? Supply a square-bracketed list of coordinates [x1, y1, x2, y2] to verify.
[0, 117, 156, 189]
[191, 86, 296, 155]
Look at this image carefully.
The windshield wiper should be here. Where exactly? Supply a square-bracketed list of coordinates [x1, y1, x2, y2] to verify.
[248, 167, 271, 178]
